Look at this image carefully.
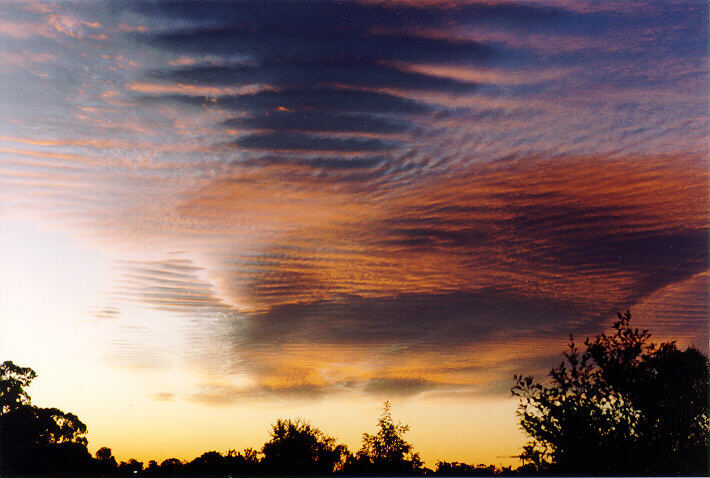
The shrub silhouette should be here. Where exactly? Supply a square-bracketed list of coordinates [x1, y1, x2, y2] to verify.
[512, 311, 709, 475]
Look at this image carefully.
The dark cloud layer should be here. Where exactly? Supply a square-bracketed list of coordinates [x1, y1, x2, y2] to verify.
[223, 111, 411, 135]
[155, 61, 483, 93]
[238, 290, 584, 348]
[123, 0, 616, 37]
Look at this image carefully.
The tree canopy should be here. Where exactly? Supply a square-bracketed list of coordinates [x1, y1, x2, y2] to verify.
[261, 418, 347, 474]
[0, 360, 37, 415]
[512, 311, 709, 475]
[0, 361, 92, 473]
[349, 401, 423, 475]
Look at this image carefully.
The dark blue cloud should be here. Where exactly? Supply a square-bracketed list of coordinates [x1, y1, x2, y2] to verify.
[234, 132, 400, 153]
[145, 88, 432, 115]
[151, 60, 483, 93]
[223, 110, 411, 135]
[145, 26, 494, 65]
[253, 155, 386, 170]
[122, 0, 618, 37]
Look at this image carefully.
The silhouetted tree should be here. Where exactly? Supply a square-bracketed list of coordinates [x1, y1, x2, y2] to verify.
[95, 446, 119, 473]
[186, 450, 228, 474]
[261, 418, 347, 474]
[118, 458, 144, 474]
[435, 460, 496, 476]
[0, 360, 36, 414]
[225, 447, 262, 475]
[512, 311, 709, 475]
[159, 457, 184, 474]
[0, 361, 92, 473]
[145, 459, 160, 474]
[347, 401, 423, 475]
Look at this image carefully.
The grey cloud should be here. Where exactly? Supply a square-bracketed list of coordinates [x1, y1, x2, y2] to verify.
[236, 290, 584, 348]
[363, 377, 437, 397]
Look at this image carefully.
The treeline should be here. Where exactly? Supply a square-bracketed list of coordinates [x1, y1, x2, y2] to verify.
[89, 411, 509, 476]
[1, 312, 708, 476]
[0, 380, 510, 477]
[0, 380, 508, 477]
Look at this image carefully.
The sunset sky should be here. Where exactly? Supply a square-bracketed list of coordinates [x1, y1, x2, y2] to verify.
[0, 0, 707, 467]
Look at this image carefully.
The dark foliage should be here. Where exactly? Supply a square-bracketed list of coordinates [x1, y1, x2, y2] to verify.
[261, 418, 347, 474]
[512, 311, 709, 475]
[345, 401, 424, 475]
[118, 458, 144, 474]
[0, 361, 93, 473]
[0, 360, 36, 415]
[435, 460, 497, 475]
[158, 457, 184, 474]
[95, 446, 119, 473]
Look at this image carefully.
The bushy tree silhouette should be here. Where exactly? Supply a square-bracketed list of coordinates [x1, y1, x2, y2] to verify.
[347, 401, 423, 475]
[261, 418, 347, 474]
[512, 311, 709, 475]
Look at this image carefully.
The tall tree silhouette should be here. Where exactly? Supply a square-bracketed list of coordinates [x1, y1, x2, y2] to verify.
[261, 418, 347, 474]
[348, 401, 423, 475]
[512, 312, 709, 475]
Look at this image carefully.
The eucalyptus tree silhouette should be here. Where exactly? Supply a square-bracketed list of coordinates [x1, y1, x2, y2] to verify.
[0, 360, 36, 414]
[512, 311, 709, 475]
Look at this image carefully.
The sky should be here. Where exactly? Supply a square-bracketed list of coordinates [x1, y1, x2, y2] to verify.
[0, 0, 708, 467]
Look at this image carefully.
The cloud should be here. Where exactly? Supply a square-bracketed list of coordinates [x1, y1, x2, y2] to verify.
[152, 392, 175, 402]
[217, 88, 433, 115]
[89, 306, 121, 320]
[111, 257, 240, 317]
[189, 381, 330, 404]
[237, 290, 583, 348]
[252, 155, 387, 171]
[233, 133, 400, 153]
[223, 111, 411, 135]
[123, 0, 615, 39]
[151, 60, 483, 93]
[363, 377, 441, 397]
[2, 0, 707, 404]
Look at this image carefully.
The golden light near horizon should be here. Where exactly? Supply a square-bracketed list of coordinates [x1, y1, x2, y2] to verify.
[0, 0, 707, 469]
